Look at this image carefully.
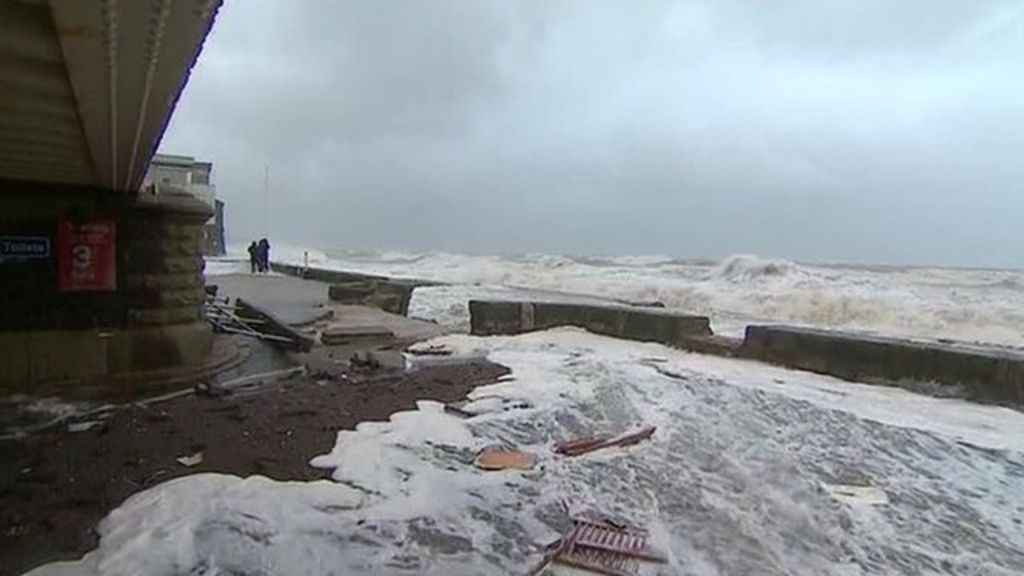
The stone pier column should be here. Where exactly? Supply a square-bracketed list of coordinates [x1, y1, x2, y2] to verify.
[0, 185, 214, 394]
[111, 193, 214, 375]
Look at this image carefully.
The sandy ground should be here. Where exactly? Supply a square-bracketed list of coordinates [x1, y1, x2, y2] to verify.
[0, 359, 508, 576]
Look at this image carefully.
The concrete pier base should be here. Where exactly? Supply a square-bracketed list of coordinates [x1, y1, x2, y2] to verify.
[0, 185, 216, 394]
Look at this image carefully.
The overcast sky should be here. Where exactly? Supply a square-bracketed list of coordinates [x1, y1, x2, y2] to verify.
[160, 0, 1023, 267]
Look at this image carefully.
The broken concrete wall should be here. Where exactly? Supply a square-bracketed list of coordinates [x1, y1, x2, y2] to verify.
[740, 325, 1024, 404]
[270, 262, 388, 284]
[327, 281, 415, 316]
[469, 300, 711, 347]
[469, 301, 524, 335]
[271, 263, 434, 316]
[270, 262, 442, 288]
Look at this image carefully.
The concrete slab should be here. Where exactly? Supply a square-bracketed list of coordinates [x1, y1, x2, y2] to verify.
[207, 272, 443, 355]
[209, 273, 333, 327]
[235, 298, 316, 352]
[293, 305, 448, 381]
[327, 304, 446, 345]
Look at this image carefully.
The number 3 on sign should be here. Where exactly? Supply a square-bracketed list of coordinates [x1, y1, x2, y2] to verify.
[72, 244, 93, 277]
[57, 219, 117, 292]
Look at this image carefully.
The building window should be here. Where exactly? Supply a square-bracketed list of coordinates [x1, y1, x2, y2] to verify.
[193, 172, 209, 185]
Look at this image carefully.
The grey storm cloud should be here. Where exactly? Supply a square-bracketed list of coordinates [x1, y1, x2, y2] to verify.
[161, 0, 1024, 267]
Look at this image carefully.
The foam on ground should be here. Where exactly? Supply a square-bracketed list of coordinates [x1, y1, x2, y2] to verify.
[29, 329, 1024, 575]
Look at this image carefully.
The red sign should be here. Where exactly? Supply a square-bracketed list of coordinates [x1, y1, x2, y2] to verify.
[57, 219, 117, 292]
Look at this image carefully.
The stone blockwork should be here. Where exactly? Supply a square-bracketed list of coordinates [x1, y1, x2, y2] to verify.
[0, 183, 214, 391]
[740, 325, 1024, 404]
[0, 187, 123, 331]
[469, 300, 712, 347]
[120, 196, 209, 333]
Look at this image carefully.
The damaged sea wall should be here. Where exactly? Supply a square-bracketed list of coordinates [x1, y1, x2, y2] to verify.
[270, 262, 389, 284]
[327, 281, 415, 317]
[270, 263, 437, 316]
[469, 301, 1024, 405]
[740, 325, 1024, 404]
[469, 300, 712, 347]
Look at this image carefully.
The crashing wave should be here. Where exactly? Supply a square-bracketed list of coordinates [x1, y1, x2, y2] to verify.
[270, 246, 1024, 347]
[711, 254, 798, 282]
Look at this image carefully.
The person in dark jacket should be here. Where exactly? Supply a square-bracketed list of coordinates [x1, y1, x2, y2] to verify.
[257, 238, 270, 273]
[247, 241, 259, 273]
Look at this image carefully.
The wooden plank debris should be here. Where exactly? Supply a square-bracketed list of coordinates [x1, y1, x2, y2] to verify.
[474, 449, 536, 471]
[554, 426, 656, 457]
[527, 513, 667, 576]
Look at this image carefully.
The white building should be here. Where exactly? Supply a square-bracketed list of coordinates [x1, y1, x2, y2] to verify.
[143, 154, 225, 255]
[143, 153, 215, 207]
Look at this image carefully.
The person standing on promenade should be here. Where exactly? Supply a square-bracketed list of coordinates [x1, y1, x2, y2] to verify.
[247, 241, 259, 273]
[258, 238, 271, 273]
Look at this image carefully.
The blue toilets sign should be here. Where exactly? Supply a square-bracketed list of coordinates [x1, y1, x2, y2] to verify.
[0, 236, 51, 260]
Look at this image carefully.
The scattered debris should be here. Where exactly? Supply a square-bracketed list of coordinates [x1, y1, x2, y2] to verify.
[205, 295, 313, 351]
[67, 420, 104, 433]
[349, 351, 382, 373]
[566, 516, 666, 562]
[322, 324, 395, 347]
[176, 452, 203, 467]
[142, 469, 169, 486]
[406, 344, 454, 356]
[443, 404, 476, 418]
[2, 399, 115, 439]
[822, 483, 889, 506]
[528, 513, 667, 576]
[194, 381, 229, 398]
[449, 396, 534, 417]
[134, 387, 195, 407]
[474, 449, 536, 471]
[212, 367, 307, 394]
[555, 426, 656, 457]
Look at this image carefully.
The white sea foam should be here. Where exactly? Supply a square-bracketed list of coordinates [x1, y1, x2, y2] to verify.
[30, 330, 1024, 575]
[202, 258, 249, 276]
[270, 245, 1024, 346]
[33, 240, 1024, 574]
